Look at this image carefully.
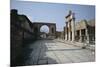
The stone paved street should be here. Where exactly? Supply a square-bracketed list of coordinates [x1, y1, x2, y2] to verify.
[24, 40, 95, 65]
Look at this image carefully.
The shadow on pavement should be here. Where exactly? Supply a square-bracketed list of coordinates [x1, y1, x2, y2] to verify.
[11, 40, 58, 66]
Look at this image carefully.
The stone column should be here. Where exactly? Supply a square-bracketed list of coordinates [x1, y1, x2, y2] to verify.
[65, 22, 68, 40]
[71, 13, 75, 41]
[64, 28, 67, 40]
[85, 29, 89, 43]
[79, 29, 82, 42]
[68, 31, 71, 41]
[65, 27, 67, 40]
[65, 33, 67, 40]
[68, 22, 71, 41]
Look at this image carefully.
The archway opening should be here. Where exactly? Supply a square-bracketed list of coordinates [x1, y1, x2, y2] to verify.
[40, 25, 49, 38]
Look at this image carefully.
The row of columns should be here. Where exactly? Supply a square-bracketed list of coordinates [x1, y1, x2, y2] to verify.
[65, 11, 75, 41]
[75, 29, 89, 43]
[65, 11, 90, 43]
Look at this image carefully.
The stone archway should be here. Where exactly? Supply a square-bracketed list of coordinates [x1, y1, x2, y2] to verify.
[32, 22, 56, 39]
[40, 25, 49, 39]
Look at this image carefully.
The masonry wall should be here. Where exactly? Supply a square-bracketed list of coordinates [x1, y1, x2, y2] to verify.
[11, 9, 35, 66]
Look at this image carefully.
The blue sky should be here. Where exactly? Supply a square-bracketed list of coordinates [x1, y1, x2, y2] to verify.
[11, 0, 95, 31]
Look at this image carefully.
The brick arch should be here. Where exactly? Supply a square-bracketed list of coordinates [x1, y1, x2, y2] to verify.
[40, 25, 49, 34]
[32, 22, 56, 39]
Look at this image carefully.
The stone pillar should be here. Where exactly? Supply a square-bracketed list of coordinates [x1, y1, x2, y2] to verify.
[68, 31, 71, 41]
[65, 27, 67, 40]
[68, 22, 71, 41]
[85, 29, 89, 43]
[71, 13, 75, 41]
[65, 34, 67, 40]
[79, 29, 82, 42]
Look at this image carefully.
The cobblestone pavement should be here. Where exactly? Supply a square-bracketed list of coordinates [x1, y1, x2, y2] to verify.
[24, 40, 95, 65]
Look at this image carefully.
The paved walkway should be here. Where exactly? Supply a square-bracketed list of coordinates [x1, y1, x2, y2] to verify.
[24, 40, 95, 65]
[56, 39, 95, 51]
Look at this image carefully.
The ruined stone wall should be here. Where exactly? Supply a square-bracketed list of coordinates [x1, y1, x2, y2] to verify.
[11, 9, 35, 65]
